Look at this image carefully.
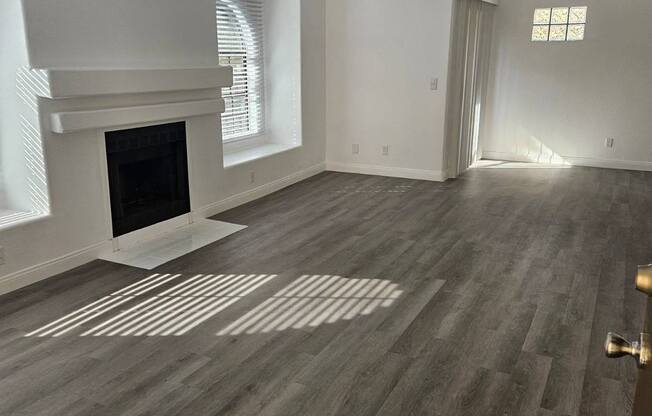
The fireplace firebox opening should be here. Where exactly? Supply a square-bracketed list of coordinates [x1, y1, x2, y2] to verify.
[105, 122, 191, 237]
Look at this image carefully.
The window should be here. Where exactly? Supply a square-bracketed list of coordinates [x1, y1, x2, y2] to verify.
[532, 6, 587, 42]
[0, 67, 50, 228]
[216, 0, 265, 142]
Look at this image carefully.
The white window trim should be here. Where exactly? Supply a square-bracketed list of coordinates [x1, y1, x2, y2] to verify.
[222, 131, 266, 145]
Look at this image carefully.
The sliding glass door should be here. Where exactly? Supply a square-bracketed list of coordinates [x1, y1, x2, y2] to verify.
[446, 0, 495, 177]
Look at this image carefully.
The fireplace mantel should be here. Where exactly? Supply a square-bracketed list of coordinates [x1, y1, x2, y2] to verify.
[36, 66, 233, 98]
[36, 66, 233, 134]
[50, 99, 225, 134]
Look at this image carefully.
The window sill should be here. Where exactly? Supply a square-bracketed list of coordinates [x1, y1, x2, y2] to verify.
[223, 142, 302, 168]
[0, 209, 50, 232]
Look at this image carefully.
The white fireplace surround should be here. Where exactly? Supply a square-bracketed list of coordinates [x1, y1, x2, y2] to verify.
[33, 66, 237, 250]
[43, 68, 234, 98]
[43, 68, 229, 135]
[51, 100, 225, 134]
[41, 68, 231, 134]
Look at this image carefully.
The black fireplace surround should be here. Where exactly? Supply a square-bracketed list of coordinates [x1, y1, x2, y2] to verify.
[105, 122, 191, 237]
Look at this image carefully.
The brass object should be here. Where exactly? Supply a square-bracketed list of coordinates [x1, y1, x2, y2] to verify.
[605, 332, 651, 369]
[636, 264, 652, 296]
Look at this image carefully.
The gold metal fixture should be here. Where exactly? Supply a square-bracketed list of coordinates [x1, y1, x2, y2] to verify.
[605, 332, 651, 369]
[636, 264, 652, 297]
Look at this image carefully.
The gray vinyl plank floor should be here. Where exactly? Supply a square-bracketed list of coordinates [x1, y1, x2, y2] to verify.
[0, 167, 648, 416]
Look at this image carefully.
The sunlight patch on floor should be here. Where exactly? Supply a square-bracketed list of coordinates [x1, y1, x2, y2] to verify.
[473, 159, 572, 169]
[217, 275, 403, 336]
[25, 273, 182, 337]
[25, 273, 277, 337]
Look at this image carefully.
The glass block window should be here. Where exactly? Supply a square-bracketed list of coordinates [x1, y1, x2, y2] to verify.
[532, 6, 587, 42]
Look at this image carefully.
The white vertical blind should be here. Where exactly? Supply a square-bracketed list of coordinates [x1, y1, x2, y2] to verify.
[216, 0, 265, 141]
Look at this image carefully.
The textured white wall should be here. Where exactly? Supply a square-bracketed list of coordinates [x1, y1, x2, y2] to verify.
[21, 0, 219, 69]
[325, 0, 453, 179]
[482, 0, 652, 167]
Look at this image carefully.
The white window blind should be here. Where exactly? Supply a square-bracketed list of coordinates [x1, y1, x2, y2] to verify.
[217, 0, 265, 142]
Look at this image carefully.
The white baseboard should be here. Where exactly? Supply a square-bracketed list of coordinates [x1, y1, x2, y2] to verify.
[197, 162, 326, 218]
[0, 241, 110, 296]
[482, 150, 652, 172]
[326, 161, 446, 182]
[0, 162, 326, 296]
[563, 156, 652, 172]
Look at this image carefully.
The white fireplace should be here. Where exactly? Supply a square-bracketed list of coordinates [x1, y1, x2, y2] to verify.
[38, 67, 236, 248]
[0, 0, 326, 295]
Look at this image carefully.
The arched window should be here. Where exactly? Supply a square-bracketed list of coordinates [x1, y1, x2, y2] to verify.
[216, 0, 265, 142]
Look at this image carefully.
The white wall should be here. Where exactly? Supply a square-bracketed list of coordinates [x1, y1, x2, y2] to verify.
[482, 0, 652, 168]
[0, 0, 30, 210]
[0, 0, 326, 293]
[21, 0, 220, 69]
[325, 0, 453, 181]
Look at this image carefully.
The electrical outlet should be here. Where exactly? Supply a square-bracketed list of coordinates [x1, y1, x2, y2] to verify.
[382, 145, 390, 156]
[352, 144, 360, 155]
[250, 172, 256, 184]
[605, 138, 615, 149]
[430, 77, 439, 91]
[0, 246, 5, 266]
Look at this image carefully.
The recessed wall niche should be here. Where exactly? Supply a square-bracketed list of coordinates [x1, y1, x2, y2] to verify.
[219, 0, 302, 159]
[0, 0, 49, 226]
